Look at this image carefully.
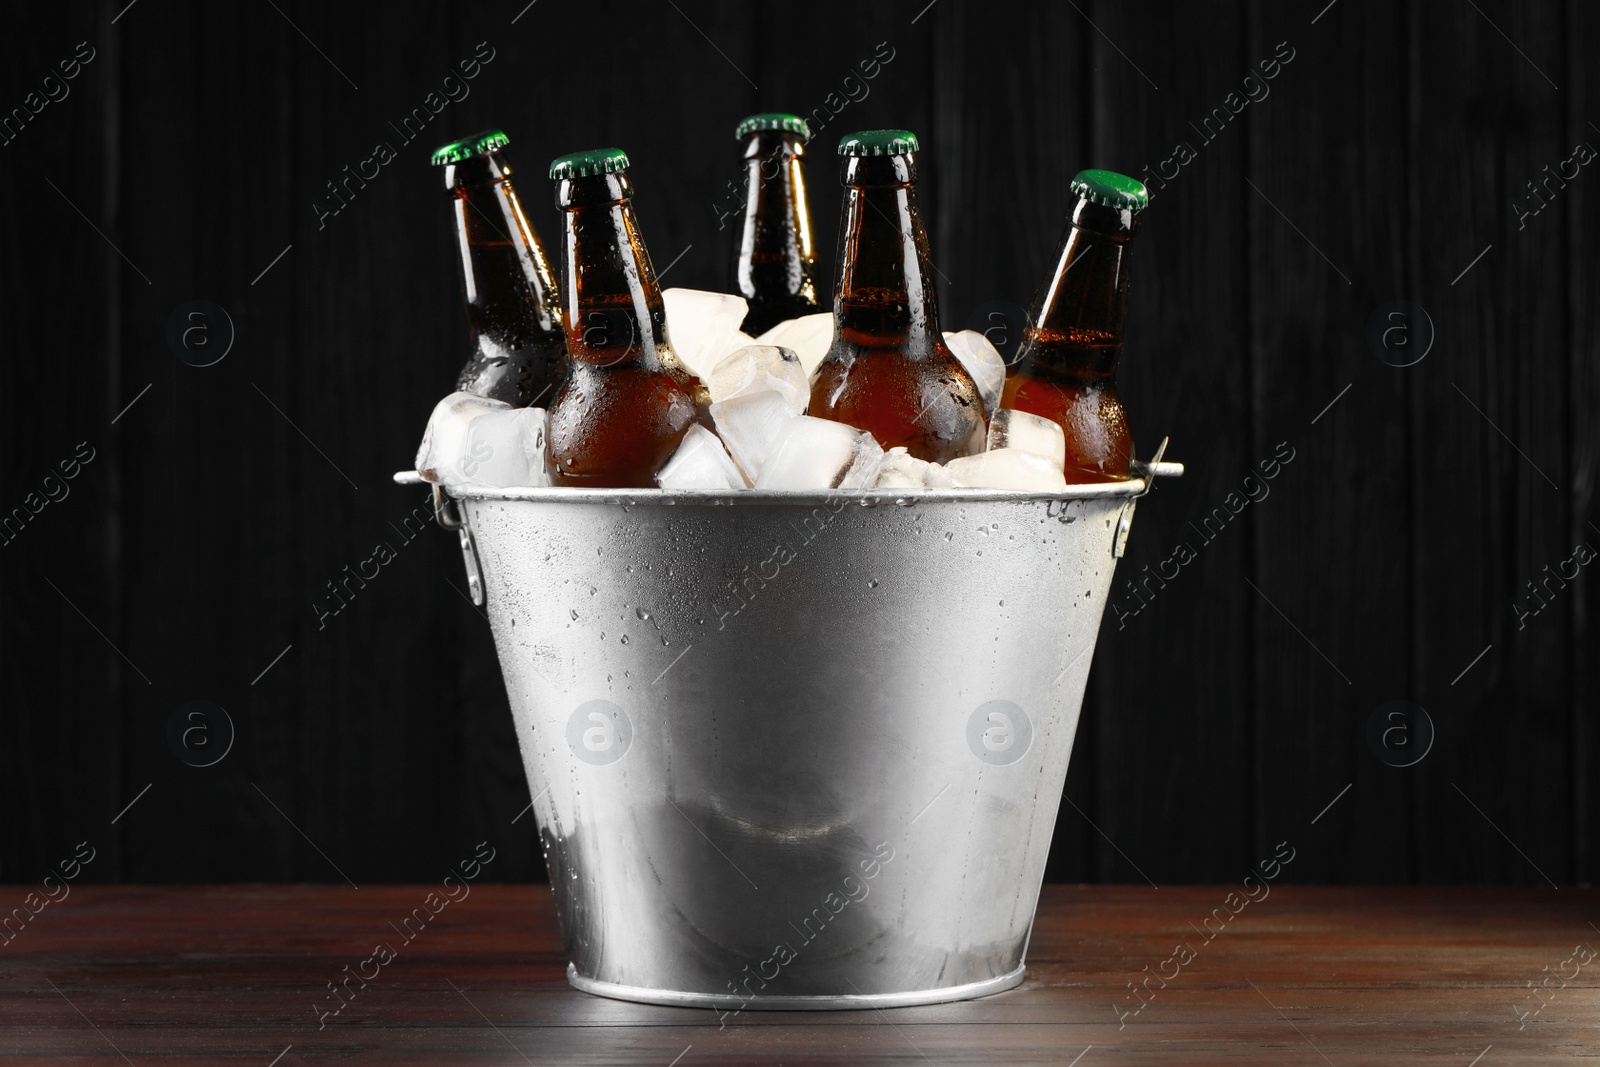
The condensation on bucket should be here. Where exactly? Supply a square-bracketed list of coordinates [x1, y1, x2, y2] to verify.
[456, 482, 1148, 1010]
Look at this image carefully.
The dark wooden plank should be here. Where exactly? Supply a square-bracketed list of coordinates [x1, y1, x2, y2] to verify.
[1248, 1, 1415, 882]
[269, 0, 476, 884]
[0, 2, 121, 883]
[1410, 0, 1572, 884]
[97, 0, 382, 882]
[0, 886, 1591, 1063]
[1059, 2, 1258, 883]
[1570, 0, 1600, 886]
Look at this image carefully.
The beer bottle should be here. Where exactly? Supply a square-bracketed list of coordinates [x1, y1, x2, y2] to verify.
[432, 129, 567, 407]
[545, 148, 710, 487]
[1000, 169, 1147, 483]
[809, 130, 983, 463]
[729, 113, 820, 336]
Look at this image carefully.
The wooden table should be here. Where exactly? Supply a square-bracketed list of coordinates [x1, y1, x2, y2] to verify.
[1, 885, 1591, 1064]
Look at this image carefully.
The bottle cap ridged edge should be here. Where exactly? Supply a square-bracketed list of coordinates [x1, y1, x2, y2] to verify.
[431, 129, 511, 166]
[1069, 168, 1149, 212]
[837, 129, 919, 157]
[736, 113, 811, 140]
[549, 147, 631, 180]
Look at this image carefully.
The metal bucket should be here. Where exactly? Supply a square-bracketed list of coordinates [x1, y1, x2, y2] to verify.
[424, 459, 1177, 1011]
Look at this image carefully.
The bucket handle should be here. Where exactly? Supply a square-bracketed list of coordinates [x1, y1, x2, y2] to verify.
[1116, 437, 1183, 558]
[392, 472, 487, 606]
[430, 483, 485, 606]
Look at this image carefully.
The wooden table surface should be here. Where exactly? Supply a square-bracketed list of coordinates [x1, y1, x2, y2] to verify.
[0, 885, 1591, 1065]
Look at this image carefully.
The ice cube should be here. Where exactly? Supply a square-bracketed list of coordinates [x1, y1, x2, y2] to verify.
[944, 330, 1007, 414]
[943, 447, 1067, 492]
[662, 288, 750, 381]
[756, 417, 884, 490]
[414, 391, 511, 484]
[754, 312, 835, 380]
[708, 389, 797, 483]
[708, 345, 809, 413]
[873, 446, 956, 490]
[457, 407, 551, 489]
[657, 423, 747, 490]
[986, 408, 1066, 469]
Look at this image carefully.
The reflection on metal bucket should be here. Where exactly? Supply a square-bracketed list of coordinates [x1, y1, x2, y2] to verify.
[441, 469, 1175, 1010]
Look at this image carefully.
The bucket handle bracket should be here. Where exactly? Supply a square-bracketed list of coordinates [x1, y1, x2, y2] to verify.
[1116, 437, 1182, 558]
[433, 485, 485, 606]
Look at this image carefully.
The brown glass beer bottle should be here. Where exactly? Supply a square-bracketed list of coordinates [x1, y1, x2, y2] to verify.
[1000, 169, 1147, 483]
[809, 130, 983, 463]
[432, 130, 567, 407]
[729, 113, 820, 336]
[545, 148, 710, 487]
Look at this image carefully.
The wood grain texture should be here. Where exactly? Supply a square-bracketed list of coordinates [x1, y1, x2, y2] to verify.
[1248, 0, 1414, 883]
[1410, 0, 1573, 886]
[0, 0, 1593, 888]
[0, 2, 123, 881]
[1570, 0, 1600, 885]
[0, 885, 1591, 1064]
[1073, 0, 1258, 886]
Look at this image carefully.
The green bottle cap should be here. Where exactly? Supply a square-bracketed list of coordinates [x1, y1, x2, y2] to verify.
[837, 129, 919, 157]
[1070, 169, 1148, 212]
[430, 129, 511, 166]
[549, 147, 631, 180]
[735, 113, 811, 140]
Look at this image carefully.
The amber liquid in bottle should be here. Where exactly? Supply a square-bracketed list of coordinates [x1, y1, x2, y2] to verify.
[730, 128, 820, 336]
[444, 150, 567, 407]
[1002, 197, 1138, 482]
[547, 166, 709, 487]
[809, 152, 982, 462]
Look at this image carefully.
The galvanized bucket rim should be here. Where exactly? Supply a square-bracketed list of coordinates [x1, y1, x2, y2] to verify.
[440, 480, 1150, 505]
[393, 441, 1181, 507]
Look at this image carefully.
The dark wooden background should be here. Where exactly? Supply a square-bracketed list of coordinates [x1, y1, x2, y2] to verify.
[2, 0, 1595, 887]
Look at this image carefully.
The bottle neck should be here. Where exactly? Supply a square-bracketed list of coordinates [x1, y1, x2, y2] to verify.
[445, 152, 562, 358]
[832, 154, 940, 354]
[1018, 201, 1138, 379]
[732, 131, 818, 314]
[557, 171, 671, 368]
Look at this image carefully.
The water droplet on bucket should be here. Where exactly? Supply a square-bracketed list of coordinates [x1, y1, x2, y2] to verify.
[620, 635, 629, 644]
[943, 532, 953, 542]
[570, 610, 579, 620]
[867, 579, 878, 588]
[636, 607, 650, 620]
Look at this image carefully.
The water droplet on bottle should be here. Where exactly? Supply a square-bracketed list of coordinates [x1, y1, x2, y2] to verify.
[867, 579, 878, 588]
[620, 635, 629, 644]
[636, 608, 650, 620]
[570, 609, 579, 620]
